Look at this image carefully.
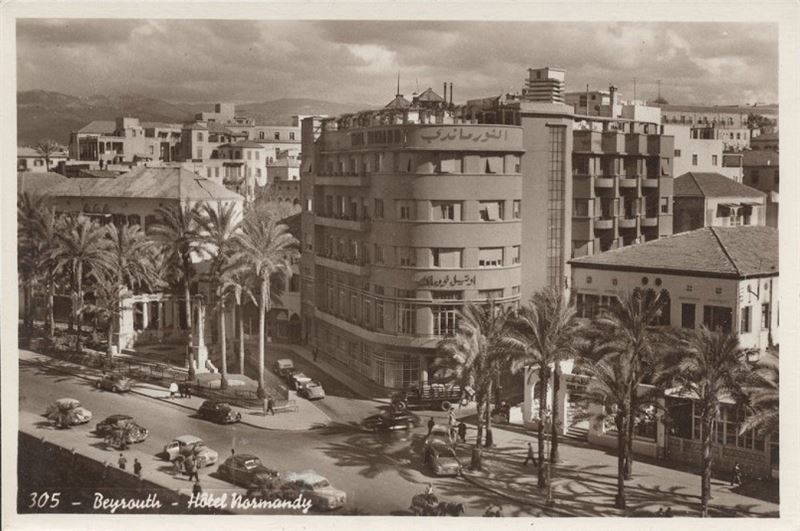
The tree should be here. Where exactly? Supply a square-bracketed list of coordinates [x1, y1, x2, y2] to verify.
[594, 288, 666, 479]
[17, 192, 49, 333]
[34, 139, 62, 171]
[231, 214, 298, 397]
[669, 327, 749, 517]
[105, 223, 160, 292]
[435, 302, 511, 452]
[85, 272, 131, 359]
[51, 214, 113, 354]
[740, 349, 779, 438]
[149, 203, 203, 376]
[503, 287, 579, 487]
[197, 201, 242, 389]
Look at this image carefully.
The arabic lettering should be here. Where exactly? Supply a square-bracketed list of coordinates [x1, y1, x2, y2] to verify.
[416, 274, 477, 288]
[419, 127, 508, 144]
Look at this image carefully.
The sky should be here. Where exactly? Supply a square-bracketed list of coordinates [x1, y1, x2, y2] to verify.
[16, 19, 778, 107]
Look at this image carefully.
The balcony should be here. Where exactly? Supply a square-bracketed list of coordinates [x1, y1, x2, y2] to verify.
[573, 130, 603, 153]
[594, 175, 614, 188]
[315, 254, 369, 276]
[594, 217, 614, 230]
[618, 176, 638, 188]
[315, 174, 370, 187]
[625, 134, 648, 155]
[601, 132, 626, 154]
[641, 216, 658, 227]
[619, 217, 637, 229]
[641, 177, 659, 188]
[315, 214, 370, 232]
[647, 135, 674, 156]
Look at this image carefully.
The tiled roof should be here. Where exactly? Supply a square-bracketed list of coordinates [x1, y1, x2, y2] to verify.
[742, 151, 778, 167]
[141, 122, 181, 130]
[182, 122, 208, 130]
[674, 172, 765, 198]
[415, 88, 445, 103]
[47, 167, 243, 202]
[17, 171, 70, 195]
[570, 226, 778, 279]
[385, 95, 411, 110]
[18, 147, 68, 158]
[77, 120, 117, 134]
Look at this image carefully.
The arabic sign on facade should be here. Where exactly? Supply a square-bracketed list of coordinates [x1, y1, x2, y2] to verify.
[407, 126, 522, 150]
[416, 274, 477, 288]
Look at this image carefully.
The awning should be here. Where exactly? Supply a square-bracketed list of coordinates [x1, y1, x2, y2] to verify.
[740, 201, 763, 206]
[718, 203, 741, 209]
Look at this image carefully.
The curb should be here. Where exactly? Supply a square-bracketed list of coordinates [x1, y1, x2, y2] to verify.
[20, 355, 326, 432]
[461, 471, 572, 516]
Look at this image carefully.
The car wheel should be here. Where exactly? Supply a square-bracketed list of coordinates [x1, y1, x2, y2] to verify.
[441, 401, 452, 411]
[112, 386, 118, 393]
[95, 381, 101, 389]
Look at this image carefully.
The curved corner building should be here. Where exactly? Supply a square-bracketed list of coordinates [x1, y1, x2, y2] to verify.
[300, 91, 524, 390]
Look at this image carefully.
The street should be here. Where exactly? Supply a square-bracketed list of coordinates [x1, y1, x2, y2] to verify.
[18, 353, 539, 516]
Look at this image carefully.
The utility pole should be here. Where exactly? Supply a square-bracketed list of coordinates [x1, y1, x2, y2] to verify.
[633, 77, 637, 102]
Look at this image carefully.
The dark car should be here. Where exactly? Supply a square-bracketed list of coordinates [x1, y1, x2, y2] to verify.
[362, 410, 419, 432]
[424, 443, 462, 476]
[217, 454, 281, 489]
[197, 400, 242, 424]
[95, 414, 149, 444]
[95, 373, 133, 393]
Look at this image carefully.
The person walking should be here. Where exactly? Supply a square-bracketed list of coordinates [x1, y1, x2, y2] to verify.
[267, 396, 275, 416]
[523, 442, 537, 466]
[186, 456, 199, 482]
[178, 382, 186, 398]
[193, 480, 202, 496]
[731, 462, 743, 486]
[457, 421, 467, 443]
[313, 348, 319, 362]
[184, 379, 193, 399]
[427, 417, 435, 436]
[133, 458, 142, 478]
[118, 453, 127, 471]
[169, 381, 178, 399]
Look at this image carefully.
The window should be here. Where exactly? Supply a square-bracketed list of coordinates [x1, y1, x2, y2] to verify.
[396, 200, 415, 220]
[681, 303, 696, 329]
[511, 245, 521, 264]
[478, 247, 504, 267]
[289, 132, 295, 140]
[479, 289, 503, 300]
[432, 291, 460, 336]
[396, 247, 416, 266]
[691, 154, 698, 166]
[655, 290, 671, 326]
[512, 200, 521, 219]
[512, 286, 520, 295]
[660, 197, 669, 214]
[761, 303, 771, 329]
[703, 305, 733, 333]
[306, 198, 312, 212]
[712, 155, 718, 166]
[374, 244, 384, 264]
[374, 199, 384, 219]
[274, 132, 280, 140]
[432, 248, 462, 268]
[259, 131, 265, 140]
[751, 170, 759, 184]
[740, 306, 752, 333]
[431, 201, 461, 221]
[674, 149, 682, 157]
[196, 147, 203, 160]
[247, 150, 252, 160]
[197, 132, 204, 142]
[397, 291, 416, 334]
[255, 151, 260, 160]
[33, 159, 43, 166]
[478, 200, 504, 221]
[375, 287, 385, 330]
[575, 293, 600, 319]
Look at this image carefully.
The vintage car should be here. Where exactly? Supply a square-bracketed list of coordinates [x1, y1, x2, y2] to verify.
[362, 410, 419, 432]
[95, 372, 133, 393]
[297, 379, 326, 400]
[288, 372, 313, 391]
[217, 454, 281, 489]
[425, 424, 453, 448]
[284, 470, 346, 510]
[45, 398, 92, 427]
[274, 358, 297, 380]
[95, 414, 149, 443]
[163, 435, 219, 468]
[424, 442, 462, 476]
[197, 400, 242, 424]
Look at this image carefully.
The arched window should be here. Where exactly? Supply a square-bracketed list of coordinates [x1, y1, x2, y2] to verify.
[656, 289, 671, 326]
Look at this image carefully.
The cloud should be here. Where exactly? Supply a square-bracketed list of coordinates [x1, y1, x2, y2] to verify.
[16, 19, 778, 106]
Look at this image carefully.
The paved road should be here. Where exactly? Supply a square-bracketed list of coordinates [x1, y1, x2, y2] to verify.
[18, 357, 539, 516]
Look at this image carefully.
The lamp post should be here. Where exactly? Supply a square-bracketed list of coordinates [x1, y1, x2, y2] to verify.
[544, 414, 554, 507]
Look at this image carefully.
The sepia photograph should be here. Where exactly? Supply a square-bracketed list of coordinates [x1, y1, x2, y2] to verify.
[2, 2, 798, 530]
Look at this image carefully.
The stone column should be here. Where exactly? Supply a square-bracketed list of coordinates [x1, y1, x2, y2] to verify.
[142, 302, 149, 331]
[191, 297, 209, 373]
[655, 396, 667, 459]
[113, 291, 135, 354]
[522, 366, 536, 428]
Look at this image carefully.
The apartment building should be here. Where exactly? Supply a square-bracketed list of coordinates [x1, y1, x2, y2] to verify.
[300, 88, 524, 390]
[665, 124, 741, 181]
[69, 118, 183, 166]
[17, 146, 68, 173]
[673, 172, 766, 233]
[750, 132, 779, 152]
[742, 150, 779, 228]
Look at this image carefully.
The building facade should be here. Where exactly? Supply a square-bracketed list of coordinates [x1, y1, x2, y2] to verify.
[673, 172, 766, 233]
[742, 150, 779, 228]
[665, 124, 741, 182]
[300, 92, 524, 390]
[69, 118, 183, 166]
[17, 147, 68, 173]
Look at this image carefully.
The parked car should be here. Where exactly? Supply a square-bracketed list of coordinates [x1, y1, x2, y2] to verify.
[163, 435, 218, 468]
[287, 372, 312, 391]
[45, 398, 92, 428]
[274, 358, 296, 379]
[217, 454, 281, 489]
[95, 414, 149, 443]
[197, 400, 242, 424]
[95, 372, 133, 393]
[424, 443, 462, 476]
[284, 470, 347, 510]
[362, 410, 419, 432]
[425, 424, 453, 447]
[297, 379, 326, 400]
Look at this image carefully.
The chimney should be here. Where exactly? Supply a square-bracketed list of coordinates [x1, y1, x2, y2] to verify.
[449, 82, 454, 106]
[443, 82, 447, 101]
[608, 85, 617, 117]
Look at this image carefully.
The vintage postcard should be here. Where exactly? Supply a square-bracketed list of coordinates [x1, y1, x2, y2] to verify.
[2, 2, 798, 530]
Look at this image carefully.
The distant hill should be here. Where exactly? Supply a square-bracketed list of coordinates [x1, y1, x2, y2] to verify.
[18, 91, 368, 146]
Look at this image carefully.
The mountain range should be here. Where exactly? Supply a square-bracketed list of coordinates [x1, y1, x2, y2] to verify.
[17, 90, 366, 147]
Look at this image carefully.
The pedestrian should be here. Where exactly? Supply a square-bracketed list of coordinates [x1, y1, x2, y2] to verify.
[427, 417, 435, 436]
[118, 453, 127, 470]
[263, 397, 269, 417]
[185, 379, 193, 399]
[193, 480, 202, 496]
[485, 427, 494, 447]
[523, 442, 537, 466]
[656, 508, 664, 517]
[133, 458, 142, 478]
[664, 507, 673, 518]
[169, 381, 178, 399]
[457, 421, 467, 443]
[231, 448, 236, 457]
[267, 396, 275, 415]
[313, 348, 318, 362]
[178, 382, 185, 398]
[186, 455, 199, 482]
[731, 462, 743, 486]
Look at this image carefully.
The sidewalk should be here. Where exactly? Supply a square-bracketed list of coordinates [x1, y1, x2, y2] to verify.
[19, 349, 330, 431]
[458, 422, 779, 517]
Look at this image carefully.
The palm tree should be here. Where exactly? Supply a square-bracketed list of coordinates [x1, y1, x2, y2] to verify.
[105, 223, 160, 291]
[34, 139, 61, 171]
[594, 288, 666, 479]
[740, 349, 779, 438]
[149, 203, 203, 376]
[85, 271, 132, 359]
[17, 192, 48, 333]
[51, 214, 113, 354]
[435, 302, 510, 450]
[669, 327, 749, 517]
[503, 287, 578, 486]
[197, 202, 241, 389]
[232, 214, 298, 397]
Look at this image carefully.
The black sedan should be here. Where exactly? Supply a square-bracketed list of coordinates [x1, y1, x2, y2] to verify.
[95, 414, 149, 444]
[217, 454, 281, 489]
[197, 400, 242, 424]
[362, 410, 420, 432]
